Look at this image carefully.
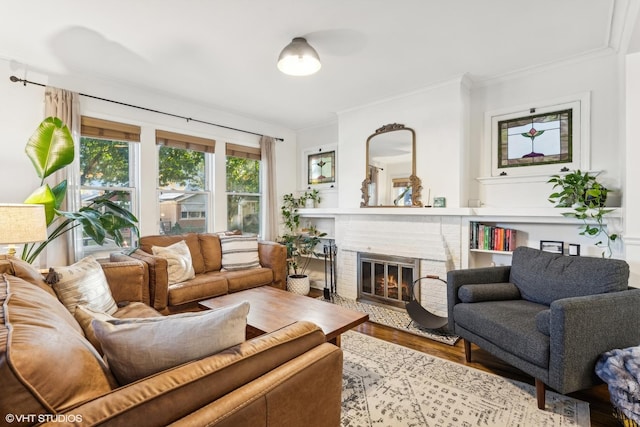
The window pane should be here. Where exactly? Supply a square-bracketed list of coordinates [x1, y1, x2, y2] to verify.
[226, 156, 260, 193]
[80, 189, 134, 256]
[158, 146, 205, 191]
[80, 137, 130, 187]
[227, 195, 260, 234]
[159, 191, 208, 235]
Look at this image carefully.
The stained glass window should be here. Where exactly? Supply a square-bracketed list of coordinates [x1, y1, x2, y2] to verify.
[308, 151, 335, 184]
[497, 109, 572, 169]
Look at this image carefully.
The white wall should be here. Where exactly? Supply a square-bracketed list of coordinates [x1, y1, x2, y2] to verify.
[337, 77, 468, 208]
[625, 52, 640, 287]
[470, 52, 622, 208]
[0, 58, 297, 240]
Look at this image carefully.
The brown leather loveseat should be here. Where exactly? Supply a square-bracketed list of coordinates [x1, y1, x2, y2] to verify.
[114, 232, 287, 313]
[0, 256, 343, 427]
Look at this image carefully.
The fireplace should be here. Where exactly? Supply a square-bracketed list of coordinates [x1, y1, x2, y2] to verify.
[357, 252, 419, 308]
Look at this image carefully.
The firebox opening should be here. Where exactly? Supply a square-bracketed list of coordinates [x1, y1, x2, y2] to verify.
[357, 252, 419, 309]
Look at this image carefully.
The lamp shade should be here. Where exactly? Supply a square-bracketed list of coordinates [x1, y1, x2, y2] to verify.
[0, 204, 48, 245]
[277, 37, 321, 76]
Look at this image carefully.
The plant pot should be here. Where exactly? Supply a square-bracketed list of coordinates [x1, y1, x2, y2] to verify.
[287, 274, 310, 295]
[305, 198, 315, 209]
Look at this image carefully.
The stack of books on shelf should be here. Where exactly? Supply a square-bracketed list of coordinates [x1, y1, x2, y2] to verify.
[470, 222, 517, 252]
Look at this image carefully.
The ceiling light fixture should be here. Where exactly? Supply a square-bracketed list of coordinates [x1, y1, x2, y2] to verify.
[277, 37, 321, 76]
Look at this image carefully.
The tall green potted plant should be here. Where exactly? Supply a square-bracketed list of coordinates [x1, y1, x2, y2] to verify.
[278, 192, 325, 295]
[21, 117, 139, 264]
[548, 169, 618, 257]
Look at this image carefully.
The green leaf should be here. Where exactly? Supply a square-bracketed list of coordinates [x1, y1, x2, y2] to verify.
[51, 180, 68, 210]
[25, 117, 74, 180]
[24, 184, 56, 225]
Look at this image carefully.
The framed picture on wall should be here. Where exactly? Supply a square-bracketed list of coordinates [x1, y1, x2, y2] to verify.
[307, 149, 336, 185]
[484, 92, 590, 178]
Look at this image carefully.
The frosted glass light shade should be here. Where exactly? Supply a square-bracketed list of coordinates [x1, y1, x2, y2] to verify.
[277, 37, 321, 76]
[0, 204, 47, 245]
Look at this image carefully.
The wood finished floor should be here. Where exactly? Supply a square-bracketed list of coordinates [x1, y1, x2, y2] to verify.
[309, 289, 618, 426]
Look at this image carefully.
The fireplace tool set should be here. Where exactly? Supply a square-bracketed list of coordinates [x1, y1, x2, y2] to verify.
[323, 241, 337, 300]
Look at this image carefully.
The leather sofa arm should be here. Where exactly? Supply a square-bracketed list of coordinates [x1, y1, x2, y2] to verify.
[549, 288, 640, 394]
[98, 258, 149, 305]
[258, 241, 287, 290]
[446, 266, 512, 330]
[111, 250, 169, 312]
[43, 321, 336, 427]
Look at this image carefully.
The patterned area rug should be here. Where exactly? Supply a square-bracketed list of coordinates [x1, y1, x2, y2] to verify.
[341, 331, 591, 427]
[319, 294, 459, 345]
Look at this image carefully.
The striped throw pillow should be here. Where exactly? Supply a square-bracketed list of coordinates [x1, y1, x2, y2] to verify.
[220, 235, 261, 271]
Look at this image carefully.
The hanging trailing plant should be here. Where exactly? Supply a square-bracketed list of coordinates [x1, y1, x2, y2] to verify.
[548, 169, 618, 257]
[21, 117, 139, 264]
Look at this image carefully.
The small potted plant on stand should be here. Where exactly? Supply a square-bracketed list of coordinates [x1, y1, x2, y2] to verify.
[279, 192, 326, 295]
[548, 169, 619, 257]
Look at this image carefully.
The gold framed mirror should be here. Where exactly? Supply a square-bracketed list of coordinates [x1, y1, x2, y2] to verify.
[360, 123, 422, 207]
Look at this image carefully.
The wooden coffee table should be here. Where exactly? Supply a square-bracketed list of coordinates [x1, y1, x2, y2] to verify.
[198, 286, 368, 346]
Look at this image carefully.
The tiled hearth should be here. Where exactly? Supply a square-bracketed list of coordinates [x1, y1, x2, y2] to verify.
[335, 213, 462, 317]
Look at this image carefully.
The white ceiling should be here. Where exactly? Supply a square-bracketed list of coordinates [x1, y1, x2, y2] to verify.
[1, 0, 638, 130]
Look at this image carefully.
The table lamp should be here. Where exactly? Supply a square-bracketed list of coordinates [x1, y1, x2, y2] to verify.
[0, 204, 48, 257]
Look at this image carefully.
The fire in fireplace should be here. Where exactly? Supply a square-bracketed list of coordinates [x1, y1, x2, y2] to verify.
[357, 252, 419, 308]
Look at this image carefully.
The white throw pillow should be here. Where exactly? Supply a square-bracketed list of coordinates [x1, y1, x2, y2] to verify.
[151, 240, 196, 284]
[92, 301, 250, 384]
[220, 235, 261, 271]
[52, 256, 118, 315]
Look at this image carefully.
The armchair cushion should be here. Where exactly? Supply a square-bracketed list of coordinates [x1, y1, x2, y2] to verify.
[93, 301, 250, 384]
[454, 299, 550, 368]
[510, 246, 629, 305]
[458, 282, 521, 303]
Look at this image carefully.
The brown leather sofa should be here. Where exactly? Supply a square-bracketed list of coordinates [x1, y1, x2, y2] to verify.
[113, 232, 287, 313]
[0, 256, 343, 427]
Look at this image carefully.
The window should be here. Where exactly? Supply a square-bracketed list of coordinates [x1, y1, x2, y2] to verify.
[226, 143, 261, 236]
[157, 130, 214, 235]
[80, 116, 140, 258]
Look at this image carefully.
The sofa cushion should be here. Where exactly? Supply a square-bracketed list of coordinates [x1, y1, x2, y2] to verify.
[51, 256, 118, 315]
[92, 301, 250, 384]
[454, 299, 550, 368]
[8, 256, 57, 297]
[510, 246, 630, 305]
[168, 272, 229, 306]
[152, 240, 196, 285]
[0, 274, 116, 414]
[220, 235, 261, 271]
[199, 233, 223, 272]
[458, 283, 521, 303]
[140, 233, 205, 274]
[226, 267, 275, 293]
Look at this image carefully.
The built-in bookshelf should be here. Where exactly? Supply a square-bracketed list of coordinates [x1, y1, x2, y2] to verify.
[469, 222, 518, 253]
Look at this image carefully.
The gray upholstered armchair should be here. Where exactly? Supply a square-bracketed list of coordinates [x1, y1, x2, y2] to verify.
[447, 246, 640, 410]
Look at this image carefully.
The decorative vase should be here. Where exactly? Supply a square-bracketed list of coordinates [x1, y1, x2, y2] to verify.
[287, 274, 310, 295]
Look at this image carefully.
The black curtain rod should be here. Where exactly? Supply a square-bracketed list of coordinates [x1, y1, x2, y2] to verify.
[9, 75, 284, 142]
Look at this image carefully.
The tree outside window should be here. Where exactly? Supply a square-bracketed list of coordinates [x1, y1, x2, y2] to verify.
[80, 137, 136, 257]
[158, 145, 209, 235]
[226, 155, 261, 235]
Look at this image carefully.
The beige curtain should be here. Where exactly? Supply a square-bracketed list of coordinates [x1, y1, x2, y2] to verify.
[260, 136, 278, 241]
[43, 87, 81, 266]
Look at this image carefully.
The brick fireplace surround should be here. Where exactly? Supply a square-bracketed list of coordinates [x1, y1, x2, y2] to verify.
[334, 212, 463, 317]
